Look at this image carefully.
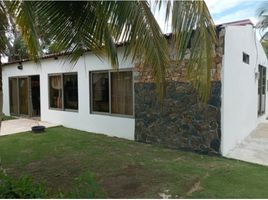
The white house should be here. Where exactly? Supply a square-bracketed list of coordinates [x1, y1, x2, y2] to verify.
[1, 19, 268, 156]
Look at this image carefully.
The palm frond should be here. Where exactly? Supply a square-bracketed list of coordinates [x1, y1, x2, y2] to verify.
[117, 1, 169, 99]
[11, 0, 216, 101]
[30, 1, 118, 65]
[10, 1, 41, 61]
[160, 0, 216, 101]
[257, 2, 268, 40]
[0, 1, 8, 55]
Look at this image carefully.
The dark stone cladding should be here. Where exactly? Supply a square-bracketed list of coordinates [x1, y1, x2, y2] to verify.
[134, 81, 221, 154]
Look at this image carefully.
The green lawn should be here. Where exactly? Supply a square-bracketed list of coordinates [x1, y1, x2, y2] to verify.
[0, 126, 268, 198]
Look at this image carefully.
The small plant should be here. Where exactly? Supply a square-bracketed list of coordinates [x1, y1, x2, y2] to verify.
[0, 166, 47, 198]
[65, 172, 105, 198]
[0, 115, 16, 121]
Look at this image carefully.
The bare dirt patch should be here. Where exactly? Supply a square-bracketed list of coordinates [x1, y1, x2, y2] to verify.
[186, 179, 202, 196]
[10, 156, 85, 195]
[184, 172, 209, 197]
[98, 164, 150, 198]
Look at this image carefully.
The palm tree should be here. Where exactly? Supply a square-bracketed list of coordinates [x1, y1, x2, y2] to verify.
[0, 2, 9, 117]
[0, 2, 7, 55]
[1, 0, 216, 102]
[257, 2, 268, 41]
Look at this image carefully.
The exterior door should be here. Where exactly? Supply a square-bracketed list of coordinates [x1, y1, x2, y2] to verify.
[18, 77, 29, 115]
[9, 78, 19, 115]
[9, 76, 40, 117]
[30, 76, 40, 117]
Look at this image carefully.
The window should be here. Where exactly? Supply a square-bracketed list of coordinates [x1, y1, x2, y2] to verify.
[64, 74, 78, 110]
[90, 70, 133, 116]
[111, 71, 133, 115]
[91, 72, 109, 112]
[49, 75, 62, 109]
[49, 73, 78, 111]
[243, 52, 250, 64]
[258, 65, 266, 116]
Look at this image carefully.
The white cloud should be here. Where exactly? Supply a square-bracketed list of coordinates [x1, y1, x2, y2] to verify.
[205, 0, 246, 14]
[214, 7, 258, 25]
[204, 0, 264, 26]
[153, 0, 262, 33]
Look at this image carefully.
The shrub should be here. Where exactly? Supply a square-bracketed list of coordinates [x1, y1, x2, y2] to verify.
[0, 167, 47, 198]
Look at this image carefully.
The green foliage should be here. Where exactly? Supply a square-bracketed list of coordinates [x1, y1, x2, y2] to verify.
[47, 41, 65, 54]
[257, 2, 268, 41]
[0, 163, 102, 199]
[65, 172, 105, 199]
[0, 114, 16, 121]
[262, 40, 268, 57]
[7, 0, 216, 102]
[166, 1, 216, 101]
[0, 3, 8, 55]
[0, 167, 47, 198]
[11, 36, 29, 61]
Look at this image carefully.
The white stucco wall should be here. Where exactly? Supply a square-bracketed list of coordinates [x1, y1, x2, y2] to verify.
[221, 25, 268, 155]
[2, 50, 135, 140]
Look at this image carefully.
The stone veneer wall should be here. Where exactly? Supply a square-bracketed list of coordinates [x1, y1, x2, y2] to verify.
[135, 81, 221, 153]
[134, 29, 225, 154]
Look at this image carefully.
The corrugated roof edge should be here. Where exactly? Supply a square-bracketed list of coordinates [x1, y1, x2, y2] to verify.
[1, 42, 126, 66]
[216, 19, 253, 27]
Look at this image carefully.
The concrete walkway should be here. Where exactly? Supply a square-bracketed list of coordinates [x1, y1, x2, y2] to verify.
[0, 118, 59, 136]
[227, 122, 268, 166]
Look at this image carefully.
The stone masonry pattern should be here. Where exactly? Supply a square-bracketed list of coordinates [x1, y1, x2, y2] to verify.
[134, 28, 225, 154]
[135, 82, 221, 154]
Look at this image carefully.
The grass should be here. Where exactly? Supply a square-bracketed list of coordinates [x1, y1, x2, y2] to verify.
[0, 115, 16, 121]
[0, 126, 268, 198]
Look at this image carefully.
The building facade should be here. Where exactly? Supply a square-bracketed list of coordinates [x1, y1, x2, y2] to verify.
[2, 20, 268, 156]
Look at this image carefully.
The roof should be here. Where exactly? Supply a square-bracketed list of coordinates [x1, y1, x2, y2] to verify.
[1, 42, 125, 67]
[1, 19, 254, 67]
[216, 19, 253, 27]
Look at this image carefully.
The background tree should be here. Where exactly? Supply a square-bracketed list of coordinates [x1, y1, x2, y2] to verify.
[258, 1, 268, 39]
[261, 40, 268, 57]
[257, 2, 268, 60]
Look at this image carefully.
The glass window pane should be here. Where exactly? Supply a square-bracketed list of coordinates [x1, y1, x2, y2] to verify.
[92, 72, 109, 112]
[258, 65, 267, 115]
[49, 75, 63, 109]
[31, 76, 40, 116]
[111, 71, 133, 115]
[263, 68, 266, 94]
[243, 52, 250, 64]
[19, 78, 29, 115]
[63, 74, 78, 110]
[9, 78, 19, 114]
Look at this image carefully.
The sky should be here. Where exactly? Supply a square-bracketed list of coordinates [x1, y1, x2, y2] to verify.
[205, 0, 264, 25]
[154, 0, 266, 38]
